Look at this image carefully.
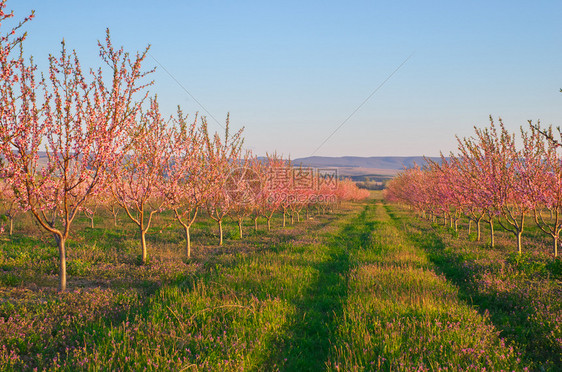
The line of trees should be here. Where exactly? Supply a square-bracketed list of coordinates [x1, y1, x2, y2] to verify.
[385, 117, 562, 258]
[0, 1, 369, 291]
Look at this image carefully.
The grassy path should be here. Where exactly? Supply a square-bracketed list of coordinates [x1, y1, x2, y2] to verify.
[387, 204, 562, 370]
[262, 203, 371, 370]
[327, 201, 525, 371]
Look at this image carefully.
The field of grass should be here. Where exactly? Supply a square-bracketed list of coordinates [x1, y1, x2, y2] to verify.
[0, 195, 560, 370]
[390, 206, 562, 370]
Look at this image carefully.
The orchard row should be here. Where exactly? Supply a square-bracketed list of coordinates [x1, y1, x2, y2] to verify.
[0, 3, 368, 291]
[385, 117, 562, 257]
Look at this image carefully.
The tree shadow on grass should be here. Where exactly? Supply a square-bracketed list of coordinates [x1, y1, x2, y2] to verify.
[269, 248, 349, 371]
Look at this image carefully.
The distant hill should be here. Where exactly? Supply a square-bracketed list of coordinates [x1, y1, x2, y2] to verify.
[28, 153, 436, 179]
[292, 156, 440, 177]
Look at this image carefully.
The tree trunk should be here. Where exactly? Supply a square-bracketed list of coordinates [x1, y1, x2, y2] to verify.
[218, 219, 223, 245]
[185, 225, 191, 258]
[138, 205, 148, 264]
[306, 208, 309, 219]
[468, 220, 472, 236]
[553, 235, 558, 258]
[296, 211, 300, 222]
[238, 219, 243, 239]
[516, 216, 525, 254]
[140, 227, 148, 264]
[90, 216, 94, 229]
[489, 219, 494, 248]
[254, 216, 258, 232]
[290, 212, 294, 225]
[9, 217, 13, 236]
[267, 217, 271, 231]
[57, 236, 67, 292]
[476, 219, 481, 241]
[282, 212, 286, 228]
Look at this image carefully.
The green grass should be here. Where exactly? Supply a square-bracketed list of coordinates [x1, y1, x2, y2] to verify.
[327, 203, 524, 371]
[0, 197, 559, 370]
[0, 204, 356, 370]
[388, 204, 562, 371]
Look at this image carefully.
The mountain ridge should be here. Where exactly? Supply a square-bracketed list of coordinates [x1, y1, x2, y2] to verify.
[291, 156, 441, 176]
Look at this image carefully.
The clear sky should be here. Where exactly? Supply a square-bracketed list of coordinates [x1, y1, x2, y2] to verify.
[7, 0, 562, 158]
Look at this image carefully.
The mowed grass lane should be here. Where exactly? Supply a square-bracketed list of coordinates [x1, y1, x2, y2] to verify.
[327, 202, 524, 371]
[386, 203, 562, 371]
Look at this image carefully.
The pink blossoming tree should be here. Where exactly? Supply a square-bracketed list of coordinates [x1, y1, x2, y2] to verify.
[0, 23, 152, 290]
[111, 98, 171, 264]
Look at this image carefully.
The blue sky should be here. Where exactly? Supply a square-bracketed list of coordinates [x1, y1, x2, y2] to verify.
[8, 0, 562, 158]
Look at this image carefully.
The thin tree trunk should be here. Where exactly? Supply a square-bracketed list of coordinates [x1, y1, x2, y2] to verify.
[476, 218, 481, 241]
[553, 235, 558, 258]
[515, 216, 525, 254]
[267, 217, 271, 231]
[468, 219, 472, 236]
[9, 217, 13, 236]
[238, 219, 243, 239]
[296, 211, 300, 222]
[57, 236, 67, 292]
[174, 208, 198, 259]
[489, 219, 495, 248]
[282, 212, 286, 227]
[218, 219, 223, 245]
[254, 216, 258, 232]
[290, 212, 294, 224]
[184, 225, 191, 258]
[140, 227, 148, 264]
